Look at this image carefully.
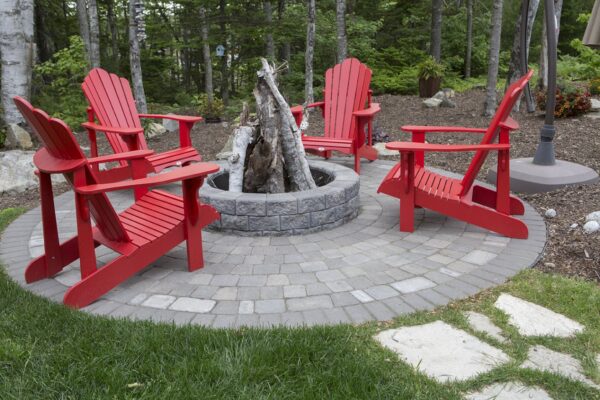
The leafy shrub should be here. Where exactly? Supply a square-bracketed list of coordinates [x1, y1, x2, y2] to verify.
[191, 94, 225, 121]
[589, 77, 600, 96]
[417, 57, 445, 80]
[33, 36, 88, 129]
[371, 67, 418, 95]
[557, 39, 600, 81]
[536, 81, 592, 118]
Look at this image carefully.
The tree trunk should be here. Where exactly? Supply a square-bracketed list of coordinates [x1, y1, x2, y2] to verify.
[304, 0, 316, 106]
[107, 0, 119, 68]
[278, 0, 291, 71]
[483, 0, 503, 117]
[264, 1, 275, 60]
[219, 0, 229, 105]
[538, 0, 563, 90]
[88, 0, 100, 67]
[0, 0, 34, 126]
[430, 0, 443, 62]
[464, 0, 473, 78]
[229, 104, 255, 192]
[336, 0, 347, 61]
[200, 6, 214, 103]
[77, 0, 92, 67]
[128, 0, 147, 113]
[506, 0, 539, 112]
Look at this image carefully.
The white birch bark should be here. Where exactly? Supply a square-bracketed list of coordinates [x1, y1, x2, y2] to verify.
[539, 0, 563, 90]
[128, 0, 147, 113]
[336, 0, 347, 61]
[0, 0, 35, 125]
[88, 0, 100, 68]
[304, 0, 315, 106]
[483, 0, 504, 117]
[264, 1, 275, 60]
[200, 6, 214, 103]
[76, 0, 92, 66]
[229, 126, 255, 192]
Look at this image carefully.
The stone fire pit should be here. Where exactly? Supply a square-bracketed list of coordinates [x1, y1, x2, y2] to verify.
[200, 160, 359, 236]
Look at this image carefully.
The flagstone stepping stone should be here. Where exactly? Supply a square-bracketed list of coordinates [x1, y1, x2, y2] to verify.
[374, 321, 510, 383]
[464, 311, 508, 343]
[465, 382, 553, 400]
[521, 345, 600, 390]
[494, 294, 584, 337]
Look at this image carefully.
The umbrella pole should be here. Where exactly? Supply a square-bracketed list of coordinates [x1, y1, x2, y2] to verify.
[533, 0, 557, 165]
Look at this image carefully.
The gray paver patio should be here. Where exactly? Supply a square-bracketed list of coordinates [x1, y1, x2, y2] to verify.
[0, 159, 546, 328]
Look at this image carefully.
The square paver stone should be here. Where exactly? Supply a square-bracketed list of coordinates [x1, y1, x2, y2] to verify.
[374, 321, 510, 383]
[391, 277, 436, 294]
[169, 297, 216, 313]
[141, 294, 176, 309]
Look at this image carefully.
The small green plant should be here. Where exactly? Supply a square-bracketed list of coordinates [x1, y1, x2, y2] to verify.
[191, 93, 224, 122]
[536, 81, 592, 118]
[417, 57, 445, 80]
[33, 36, 88, 128]
[589, 77, 600, 96]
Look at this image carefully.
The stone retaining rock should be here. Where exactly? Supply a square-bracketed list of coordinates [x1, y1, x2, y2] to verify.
[0, 150, 64, 193]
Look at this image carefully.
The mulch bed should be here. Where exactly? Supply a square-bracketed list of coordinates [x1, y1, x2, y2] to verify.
[1, 89, 598, 283]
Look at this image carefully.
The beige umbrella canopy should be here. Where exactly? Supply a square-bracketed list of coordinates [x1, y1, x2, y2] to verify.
[583, 0, 600, 48]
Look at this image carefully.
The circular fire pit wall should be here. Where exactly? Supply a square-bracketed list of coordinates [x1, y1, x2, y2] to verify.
[200, 160, 360, 235]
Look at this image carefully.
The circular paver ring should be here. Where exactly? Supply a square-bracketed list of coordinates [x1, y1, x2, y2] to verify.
[0, 159, 546, 328]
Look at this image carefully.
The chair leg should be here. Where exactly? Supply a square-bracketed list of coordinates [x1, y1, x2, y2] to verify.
[399, 153, 415, 232]
[25, 235, 83, 283]
[472, 185, 525, 215]
[354, 153, 360, 174]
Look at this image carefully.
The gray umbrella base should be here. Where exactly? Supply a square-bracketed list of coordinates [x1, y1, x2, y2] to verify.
[487, 158, 599, 194]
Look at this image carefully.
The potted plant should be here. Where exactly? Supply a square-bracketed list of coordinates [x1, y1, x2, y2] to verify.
[417, 57, 444, 98]
[192, 93, 225, 123]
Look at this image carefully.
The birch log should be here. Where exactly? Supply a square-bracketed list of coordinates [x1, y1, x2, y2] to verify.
[229, 126, 255, 192]
[257, 58, 316, 191]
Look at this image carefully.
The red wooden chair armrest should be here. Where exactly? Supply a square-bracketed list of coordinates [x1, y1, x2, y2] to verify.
[33, 149, 86, 174]
[81, 122, 144, 136]
[76, 163, 220, 195]
[290, 102, 326, 114]
[353, 103, 381, 118]
[138, 113, 203, 123]
[87, 150, 154, 165]
[499, 117, 519, 131]
[401, 125, 487, 134]
[385, 142, 510, 153]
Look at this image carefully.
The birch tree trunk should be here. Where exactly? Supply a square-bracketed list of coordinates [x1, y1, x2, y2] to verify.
[483, 0, 504, 117]
[304, 0, 316, 108]
[219, 0, 229, 105]
[264, 1, 275, 60]
[278, 0, 291, 71]
[506, 0, 539, 112]
[76, 0, 92, 66]
[464, 0, 473, 78]
[430, 0, 443, 62]
[0, 0, 34, 126]
[88, 0, 100, 67]
[128, 0, 147, 113]
[107, 0, 120, 67]
[336, 0, 347, 61]
[538, 0, 563, 90]
[200, 6, 214, 103]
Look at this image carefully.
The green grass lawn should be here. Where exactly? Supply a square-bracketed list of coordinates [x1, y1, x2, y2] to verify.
[1, 207, 599, 399]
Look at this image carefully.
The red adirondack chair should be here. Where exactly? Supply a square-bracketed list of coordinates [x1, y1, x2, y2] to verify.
[377, 70, 534, 239]
[82, 68, 202, 180]
[14, 96, 220, 308]
[291, 58, 380, 173]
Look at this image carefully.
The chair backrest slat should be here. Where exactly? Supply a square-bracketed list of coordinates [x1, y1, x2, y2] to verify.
[14, 96, 129, 242]
[460, 70, 533, 194]
[82, 68, 147, 154]
[323, 58, 372, 141]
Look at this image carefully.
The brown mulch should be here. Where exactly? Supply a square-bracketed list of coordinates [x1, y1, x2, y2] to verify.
[1, 89, 598, 283]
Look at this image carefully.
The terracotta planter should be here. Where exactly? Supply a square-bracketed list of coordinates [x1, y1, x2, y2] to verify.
[419, 77, 442, 98]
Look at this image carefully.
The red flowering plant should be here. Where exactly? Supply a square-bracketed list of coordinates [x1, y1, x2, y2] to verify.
[536, 81, 592, 118]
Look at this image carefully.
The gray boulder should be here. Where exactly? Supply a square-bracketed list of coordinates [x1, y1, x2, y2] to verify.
[0, 150, 64, 193]
[433, 90, 457, 108]
[162, 115, 179, 132]
[423, 98, 443, 108]
[146, 122, 167, 139]
[4, 123, 33, 149]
